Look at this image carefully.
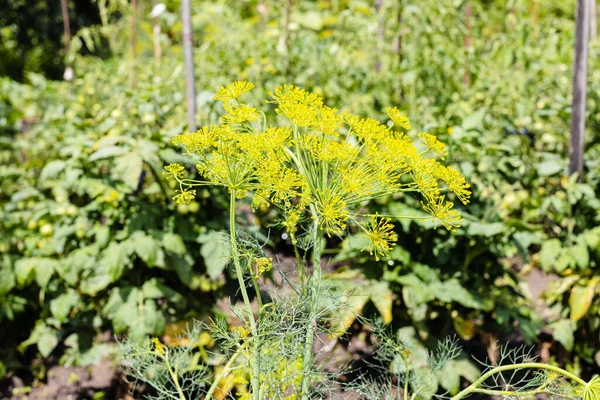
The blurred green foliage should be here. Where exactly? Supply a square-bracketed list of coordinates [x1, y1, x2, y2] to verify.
[1, 0, 600, 388]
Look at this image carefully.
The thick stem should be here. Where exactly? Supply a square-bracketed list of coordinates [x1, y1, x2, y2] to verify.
[451, 363, 587, 400]
[205, 349, 242, 400]
[229, 191, 260, 400]
[165, 355, 186, 400]
[301, 218, 323, 399]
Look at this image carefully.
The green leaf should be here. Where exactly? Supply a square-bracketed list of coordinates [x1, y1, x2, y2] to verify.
[570, 239, 589, 269]
[554, 250, 573, 273]
[14, 258, 36, 287]
[200, 232, 230, 279]
[40, 160, 66, 182]
[539, 239, 561, 272]
[0, 266, 15, 296]
[134, 234, 159, 267]
[20, 323, 59, 358]
[168, 254, 194, 285]
[80, 266, 113, 295]
[50, 289, 81, 323]
[367, 281, 393, 324]
[569, 277, 599, 323]
[466, 221, 506, 237]
[88, 145, 128, 161]
[462, 108, 486, 131]
[535, 160, 563, 176]
[101, 242, 127, 281]
[162, 233, 186, 255]
[115, 153, 143, 191]
[35, 258, 56, 289]
[436, 357, 480, 394]
[550, 319, 575, 351]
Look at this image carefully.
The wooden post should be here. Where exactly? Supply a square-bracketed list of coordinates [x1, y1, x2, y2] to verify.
[374, 0, 384, 73]
[152, 1, 162, 69]
[393, 0, 404, 101]
[181, 0, 197, 132]
[464, 2, 472, 85]
[591, 0, 597, 40]
[60, 0, 73, 81]
[569, 0, 591, 178]
[60, 0, 71, 55]
[258, 0, 267, 32]
[278, 0, 292, 73]
[130, 0, 138, 88]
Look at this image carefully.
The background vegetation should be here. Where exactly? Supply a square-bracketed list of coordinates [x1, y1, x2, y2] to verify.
[1, 0, 599, 397]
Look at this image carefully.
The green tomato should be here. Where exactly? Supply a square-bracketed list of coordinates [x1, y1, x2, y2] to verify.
[189, 201, 200, 213]
[56, 206, 66, 216]
[177, 204, 190, 214]
[39, 223, 54, 237]
[27, 220, 38, 230]
[66, 205, 78, 216]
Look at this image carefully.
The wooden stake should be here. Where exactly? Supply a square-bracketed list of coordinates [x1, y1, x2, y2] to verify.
[60, 0, 73, 81]
[153, 1, 162, 69]
[374, 0, 384, 73]
[591, 0, 597, 41]
[181, 0, 197, 132]
[464, 2, 472, 85]
[569, 0, 591, 178]
[130, 0, 138, 88]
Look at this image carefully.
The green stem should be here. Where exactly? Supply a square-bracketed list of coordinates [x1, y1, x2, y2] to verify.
[451, 363, 587, 400]
[229, 190, 260, 400]
[165, 355, 186, 400]
[205, 349, 242, 400]
[301, 217, 323, 400]
[404, 363, 410, 400]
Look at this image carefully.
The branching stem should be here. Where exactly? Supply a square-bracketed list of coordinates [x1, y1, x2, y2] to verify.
[451, 363, 587, 400]
[205, 349, 242, 400]
[301, 214, 323, 400]
[229, 190, 260, 400]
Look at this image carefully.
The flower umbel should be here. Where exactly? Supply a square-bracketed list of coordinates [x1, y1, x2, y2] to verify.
[361, 213, 398, 261]
[386, 107, 412, 131]
[422, 195, 463, 231]
[215, 81, 256, 102]
[172, 189, 196, 205]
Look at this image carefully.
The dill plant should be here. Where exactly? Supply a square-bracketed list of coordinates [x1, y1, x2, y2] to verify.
[124, 81, 474, 399]
[349, 322, 600, 400]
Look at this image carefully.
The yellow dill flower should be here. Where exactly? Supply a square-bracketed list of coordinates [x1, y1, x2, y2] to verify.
[214, 81, 255, 102]
[275, 101, 317, 127]
[152, 337, 166, 356]
[269, 84, 323, 108]
[436, 166, 471, 205]
[343, 113, 389, 142]
[315, 188, 348, 236]
[233, 325, 250, 338]
[172, 126, 219, 153]
[421, 195, 463, 231]
[257, 165, 305, 205]
[269, 84, 325, 127]
[163, 163, 185, 179]
[361, 213, 398, 261]
[172, 189, 196, 205]
[254, 257, 273, 278]
[386, 107, 412, 131]
[314, 105, 343, 135]
[221, 104, 260, 125]
[419, 132, 448, 158]
[281, 208, 301, 243]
